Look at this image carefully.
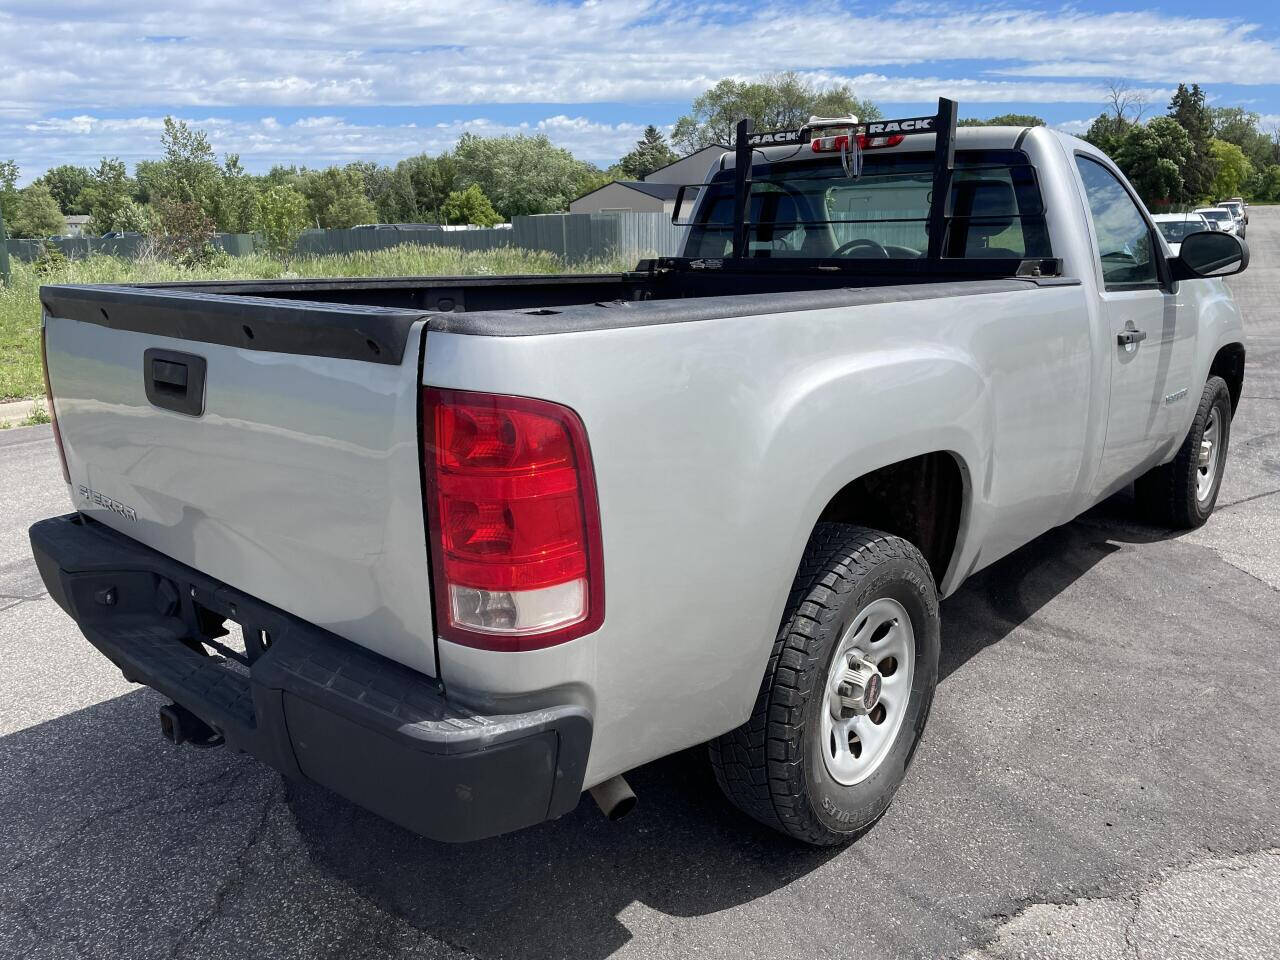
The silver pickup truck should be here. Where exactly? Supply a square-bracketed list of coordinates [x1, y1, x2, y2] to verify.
[30, 103, 1250, 846]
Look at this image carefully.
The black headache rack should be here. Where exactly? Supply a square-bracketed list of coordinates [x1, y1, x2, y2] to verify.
[664, 97, 1062, 281]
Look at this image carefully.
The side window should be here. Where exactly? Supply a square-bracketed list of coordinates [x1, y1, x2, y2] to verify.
[1074, 156, 1158, 289]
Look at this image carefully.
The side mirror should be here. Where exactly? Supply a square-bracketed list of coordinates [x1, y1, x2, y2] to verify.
[1171, 231, 1249, 281]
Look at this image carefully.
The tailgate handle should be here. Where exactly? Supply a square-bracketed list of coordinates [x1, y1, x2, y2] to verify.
[144, 349, 206, 417]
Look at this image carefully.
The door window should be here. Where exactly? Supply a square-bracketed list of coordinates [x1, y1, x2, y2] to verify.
[1075, 156, 1158, 290]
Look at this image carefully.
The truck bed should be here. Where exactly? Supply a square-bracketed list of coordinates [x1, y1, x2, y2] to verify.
[41, 265, 1075, 357]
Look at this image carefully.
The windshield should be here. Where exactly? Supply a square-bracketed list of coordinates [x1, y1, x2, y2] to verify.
[1157, 221, 1205, 242]
[1200, 209, 1229, 221]
[684, 149, 1050, 260]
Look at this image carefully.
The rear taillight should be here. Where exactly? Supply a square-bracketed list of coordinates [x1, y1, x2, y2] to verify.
[40, 326, 70, 484]
[422, 387, 604, 651]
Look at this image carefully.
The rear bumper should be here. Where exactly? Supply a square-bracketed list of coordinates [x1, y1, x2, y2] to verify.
[29, 513, 591, 842]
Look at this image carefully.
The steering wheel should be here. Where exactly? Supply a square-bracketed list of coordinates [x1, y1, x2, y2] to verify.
[831, 238, 890, 258]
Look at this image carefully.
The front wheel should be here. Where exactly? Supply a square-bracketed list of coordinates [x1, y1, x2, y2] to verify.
[709, 524, 940, 845]
[1135, 376, 1232, 528]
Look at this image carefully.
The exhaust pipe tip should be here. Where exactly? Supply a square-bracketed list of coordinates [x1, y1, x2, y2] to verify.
[589, 774, 637, 821]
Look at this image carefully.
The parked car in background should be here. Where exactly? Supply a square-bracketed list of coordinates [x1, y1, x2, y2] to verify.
[1196, 207, 1238, 236]
[1217, 201, 1247, 238]
[1224, 197, 1248, 224]
[1152, 213, 1212, 257]
[99, 232, 142, 240]
[352, 223, 444, 231]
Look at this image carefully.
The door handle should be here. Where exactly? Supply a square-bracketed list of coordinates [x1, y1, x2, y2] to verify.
[1117, 328, 1148, 346]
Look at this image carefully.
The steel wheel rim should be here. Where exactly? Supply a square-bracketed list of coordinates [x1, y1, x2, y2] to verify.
[1197, 409, 1221, 503]
[820, 597, 915, 786]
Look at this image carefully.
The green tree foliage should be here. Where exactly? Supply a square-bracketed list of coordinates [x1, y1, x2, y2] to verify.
[151, 118, 222, 214]
[1209, 139, 1253, 200]
[7, 184, 65, 238]
[254, 185, 310, 262]
[1167, 84, 1217, 202]
[211, 154, 259, 233]
[1211, 107, 1277, 171]
[453, 133, 593, 218]
[131, 159, 162, 204]
[671, 72, 881, 152]
[440, 184, 501, 226]
[1253, 165, 1280, 202]
[958, 114, 1045, 127]
[0, 160, 19, 226]
[1082, 114, 1129, 157]
[298, 166, 377, 227]
[1113, 116, 1193, 206]
[34, 165, 92, 215]
[399, 153, 459, 223]
[616, 126, 678, 179]
[81, 158, 138, 234]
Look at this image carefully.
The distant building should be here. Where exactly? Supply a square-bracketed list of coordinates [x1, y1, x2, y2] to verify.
[639, 144, 729, 186]
[569, 144, 729, 215]
[570, 181, 682, 215]
[64, 215, 91, 238]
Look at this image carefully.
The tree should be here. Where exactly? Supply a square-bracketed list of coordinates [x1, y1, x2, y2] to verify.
[453, 133, 593, 218]
[34, 165, 92, 215]
[254, 185, 309, 262]
[616, 126, 678, 179]
[671, 72, 880, 152]
[150, 118, 222, 218]
[81, 158, 137, 234]
[211, 154, 259, 233]
[1211, 107, 1276, 171]
[7, 184, 65, 238]
[1106, 80, 1149, 126]
[1082, 113, 1129, 157]
[958, 114, 1045, 127]
[1253, 164, 1280, 202]
[440, 184, 501, 226]
[1167, 83, 1217, 202]
[1209, 139, 1253, 200]
[398, 153, 458, 222]
[1113, 117, 1193, 206]
[0, 159, 19, 226]
[297, 166, 377, 227]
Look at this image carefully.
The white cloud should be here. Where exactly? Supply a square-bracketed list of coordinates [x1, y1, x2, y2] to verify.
[4, 111, 651, 175]
[2, 1, 1278, 176]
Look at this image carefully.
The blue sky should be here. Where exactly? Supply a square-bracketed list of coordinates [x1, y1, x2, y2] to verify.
[3, 0, 1279, 181]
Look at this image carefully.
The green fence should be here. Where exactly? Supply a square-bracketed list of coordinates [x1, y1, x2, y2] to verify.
[3, 212, 689, 266]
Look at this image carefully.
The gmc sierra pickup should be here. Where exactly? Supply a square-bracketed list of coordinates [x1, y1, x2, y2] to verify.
[30, 101, 1250, 846]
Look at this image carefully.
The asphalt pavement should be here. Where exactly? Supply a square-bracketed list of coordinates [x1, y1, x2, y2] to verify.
[2, 211, 1278, 960]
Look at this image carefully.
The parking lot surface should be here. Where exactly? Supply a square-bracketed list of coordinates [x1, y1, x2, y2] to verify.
[2, 211, 1278, 960]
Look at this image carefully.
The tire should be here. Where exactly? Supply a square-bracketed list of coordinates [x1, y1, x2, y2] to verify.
[709, 523, 940, 845]
[1135, 376, 1232, 529]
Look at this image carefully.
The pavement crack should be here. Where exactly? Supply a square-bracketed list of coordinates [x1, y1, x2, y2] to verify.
[165, 775, 281, 960]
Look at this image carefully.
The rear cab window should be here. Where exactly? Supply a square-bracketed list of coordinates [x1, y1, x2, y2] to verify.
[685, 149, 1051, 261]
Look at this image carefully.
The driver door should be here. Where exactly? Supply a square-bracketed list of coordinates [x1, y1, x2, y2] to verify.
[1074, 155, 1180, 495]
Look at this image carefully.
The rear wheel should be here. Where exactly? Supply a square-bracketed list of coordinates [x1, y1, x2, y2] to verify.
[1135, 376, 1232, 528]
[709, 524, 940, 845]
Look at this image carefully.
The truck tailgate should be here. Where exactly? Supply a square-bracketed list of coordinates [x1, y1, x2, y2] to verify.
[40, 285, 436, 676]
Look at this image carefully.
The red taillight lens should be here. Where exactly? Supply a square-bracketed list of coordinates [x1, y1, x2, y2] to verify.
[40, 326, 70, 484]
[856, 133, 905, 150]
[423, 387, 604, 651]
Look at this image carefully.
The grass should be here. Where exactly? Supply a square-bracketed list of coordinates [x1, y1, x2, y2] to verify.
[0, 245, 633, 401]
